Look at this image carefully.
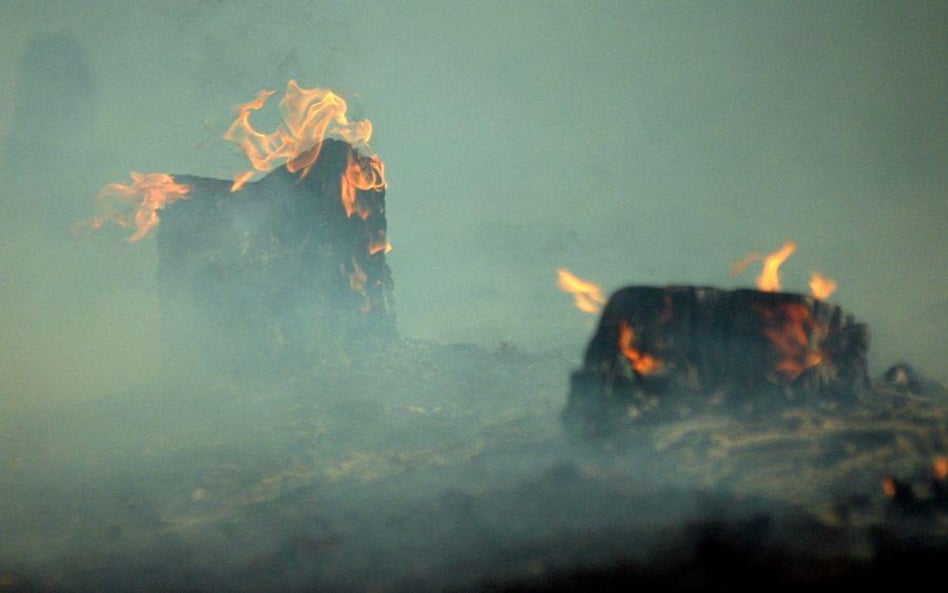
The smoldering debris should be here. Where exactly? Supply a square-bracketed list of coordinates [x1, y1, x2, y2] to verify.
[1, 334, 947, 593]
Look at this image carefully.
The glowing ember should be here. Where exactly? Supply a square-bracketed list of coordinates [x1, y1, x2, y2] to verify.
[808, 272, 838, 300]
[761, 302, 826, 382]
[618, 321, 663, 376]
[79, 172, 190, 242]
[368, 230, 393, 255]
[935, 456, 948, 481]
[557, 268, 605, 314]
[223, 79, 382, 195]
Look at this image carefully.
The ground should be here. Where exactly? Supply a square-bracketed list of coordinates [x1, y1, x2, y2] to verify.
[1, 338, 946, 592]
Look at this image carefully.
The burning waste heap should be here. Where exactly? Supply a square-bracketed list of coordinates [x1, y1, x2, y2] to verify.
[84, 81, 394, 373]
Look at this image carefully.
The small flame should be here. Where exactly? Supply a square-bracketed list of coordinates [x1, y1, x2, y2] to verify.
[557, 269, 605, 314]
[732, 241, 797, 292]
[78, 172, 190, 241]
[808, 272, 837, 300]
[733, 241, 837, 299]
[341, 151, 386, 220]
[618, 321, 663, 376]
[761, 302, 826, 382]
[368, 230, 393, 255]
[223, 79, 381, 193]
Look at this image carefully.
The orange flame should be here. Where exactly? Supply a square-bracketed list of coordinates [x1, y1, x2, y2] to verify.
[808, 272, 837, 300]
[618, 321, 663, 376]
[223, 79, 381, 193]
[557, 269, 605, 314]
[341, 151, 386, 220]
[731, 241, 797, 292]
[733, 241, 837, 299]
[368, 230, 392, 255]
[79, 172, 190, 241]
[761, 302, 826, 382]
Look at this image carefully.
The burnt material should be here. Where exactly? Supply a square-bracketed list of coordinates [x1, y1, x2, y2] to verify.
[157, 138, 395, 373]
[565, 286, 870, 435]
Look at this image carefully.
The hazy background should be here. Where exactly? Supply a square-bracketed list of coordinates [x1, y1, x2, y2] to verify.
[1, 0, 945, 410]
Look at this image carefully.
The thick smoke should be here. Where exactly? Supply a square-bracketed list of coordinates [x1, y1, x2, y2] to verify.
[0, 2, 945, 591]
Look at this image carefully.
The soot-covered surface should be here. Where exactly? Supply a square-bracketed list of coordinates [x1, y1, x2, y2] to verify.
[1, 339, 946, 593]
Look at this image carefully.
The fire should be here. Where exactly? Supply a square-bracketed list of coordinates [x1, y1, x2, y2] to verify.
[557, 268, 605, 314]
[78, 172, 191, 242]
[808, 272, 837, 300]
[732, 241, 837, 299]
[732, 241, 796, 292]
[223, 80, 380, 194]
[618, 321, 663, 376]
[85, 80, 389, 249]
[341, 151, 386, 220]
[368, 230, 393, 255]
[761, 302, 826, 382]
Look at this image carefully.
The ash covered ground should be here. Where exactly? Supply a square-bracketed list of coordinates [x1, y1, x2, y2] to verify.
[2, 336, 947, 593]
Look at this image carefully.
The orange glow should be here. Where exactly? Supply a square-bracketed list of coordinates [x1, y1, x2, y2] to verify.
[734, 243, 797, 290]
[80, 172, 190, 241]
[368, 230, 393, 255]
[808, 272, 837, 300]
[733, 241, 837, 299]
[557, 268, 605, 314]
[341, 151, 385, 220]
[348, 258, 372, 313]
[761, 302, 826, 381]
[223, 79, 382, 196]
[935, 456, 948, 481]
[881, 475, 897, 499]
[618, 321, 663, 376]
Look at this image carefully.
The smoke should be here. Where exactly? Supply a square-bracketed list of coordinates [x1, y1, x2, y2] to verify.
[0, 1, 946, 591]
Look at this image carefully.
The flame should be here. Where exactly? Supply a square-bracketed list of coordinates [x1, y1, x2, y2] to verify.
[368, 230, 392, 255]
[733, 241, 797, 292]
[223, 79, 381, 194]
[557, 268, 605, 314]
[79, 172, 190, 241]
[808, 272, 837, 300]
[733, 241, 837, 299]
[761, 302, 826, 382]
[618, 321, 663, 376]
[341, 151, 386, 220]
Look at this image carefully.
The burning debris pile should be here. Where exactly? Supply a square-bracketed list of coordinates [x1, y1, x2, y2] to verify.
[565, 285, 871, 435]
[557, 246, 948, 532]
[562, 243, 872, 435]
[82, 81, 394, 372]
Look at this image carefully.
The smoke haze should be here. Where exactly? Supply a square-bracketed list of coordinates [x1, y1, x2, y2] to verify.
[0, 1, 946, 591]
